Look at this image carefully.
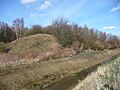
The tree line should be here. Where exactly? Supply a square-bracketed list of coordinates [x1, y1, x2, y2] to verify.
[0, 17, 120, 53]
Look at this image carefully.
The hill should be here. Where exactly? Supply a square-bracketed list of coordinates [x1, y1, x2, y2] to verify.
[1, 34, 75, 63]
[8, 34, 61, 53]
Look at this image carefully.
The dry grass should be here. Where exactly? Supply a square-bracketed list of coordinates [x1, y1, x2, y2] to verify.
[0, 49, 120, 90]
[0, 48, 76, 68]
[0, 34, 76, 67]
[0, 42, 6, 53]
[8, 34, 61, 53]
[72, 56, 120, 90]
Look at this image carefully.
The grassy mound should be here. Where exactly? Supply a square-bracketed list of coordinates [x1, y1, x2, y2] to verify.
[8, 34, 61, 53]
[5, 34, 75, 62]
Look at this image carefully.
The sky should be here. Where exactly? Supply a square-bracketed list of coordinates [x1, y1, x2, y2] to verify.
[0, 0, 120, 35]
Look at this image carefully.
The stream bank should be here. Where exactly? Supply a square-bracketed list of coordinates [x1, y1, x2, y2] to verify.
[42, 54, 119, 90]
[0, 49, 120, 90]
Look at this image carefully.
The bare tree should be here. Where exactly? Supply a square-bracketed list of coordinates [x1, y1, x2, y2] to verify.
[0, 22, 8, 37]
[51, 17, 74, 47]
[13, 17, 24, 39]
[0, 22, 16, 43]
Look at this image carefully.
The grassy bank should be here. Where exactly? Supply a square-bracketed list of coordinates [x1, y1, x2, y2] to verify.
[0, 49, 120, 90]
[0, 34, 75, 66]
[72, 56, 120, 90]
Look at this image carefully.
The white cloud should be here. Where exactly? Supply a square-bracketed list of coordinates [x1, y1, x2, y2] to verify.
[110, 3, 120, 12]
[20, 0, 38, 4]
[38, 0, 53, 10]
[103, 26, 116, 30]
[30, 12, 53, 18]
[30, 13, 40, 17]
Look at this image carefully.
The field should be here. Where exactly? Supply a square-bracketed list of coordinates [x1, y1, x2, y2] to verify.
[0, 48, 120, 90]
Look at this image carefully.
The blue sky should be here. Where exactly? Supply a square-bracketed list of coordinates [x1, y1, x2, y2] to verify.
[0, 0, 120, 35]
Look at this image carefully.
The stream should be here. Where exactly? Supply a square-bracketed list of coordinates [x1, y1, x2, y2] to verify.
[42, 54, 119, 90]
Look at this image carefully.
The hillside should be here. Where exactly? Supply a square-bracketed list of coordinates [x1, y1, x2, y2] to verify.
[8, 34, 61, 53]
[0, 34, 75, 64]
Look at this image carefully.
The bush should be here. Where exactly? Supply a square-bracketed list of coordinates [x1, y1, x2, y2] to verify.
[0, 42, 6, 53]
[72, 41, 82, 53]
[91, 40, 104, 51]
[25, 25, 43, 36]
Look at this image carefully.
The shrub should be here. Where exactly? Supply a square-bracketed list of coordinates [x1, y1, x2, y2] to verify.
[0, 42, 6, 53]
[25, 25, 43, 36]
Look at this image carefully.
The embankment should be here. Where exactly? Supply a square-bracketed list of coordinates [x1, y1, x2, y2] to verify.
[0, 49, 120, 90]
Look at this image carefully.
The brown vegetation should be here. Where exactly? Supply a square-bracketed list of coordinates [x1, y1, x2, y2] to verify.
[0, 34, 75, 65]
[0, 42, 6, 53]
[8, 34, 60, 53]
[1, 17, 120, 54]
[0, 49, 120, 90]
[72, 56, 120, 90]
[0, 17, 120, 90]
